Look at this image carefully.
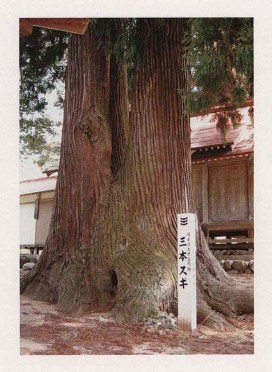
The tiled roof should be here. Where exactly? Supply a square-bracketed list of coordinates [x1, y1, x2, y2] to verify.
[20, 176, 57, 195]
[190, 107, 253, 155]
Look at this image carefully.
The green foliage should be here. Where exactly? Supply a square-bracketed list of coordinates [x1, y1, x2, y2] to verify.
[95, 18, 139, 93]
[20, 18, 253, 167]
[20, 27, 68, 115]
[211, 109, 243, 141]
[185, 18, 253, 130]
[20, 116, 61, 168]
[20, 27, 67, 168]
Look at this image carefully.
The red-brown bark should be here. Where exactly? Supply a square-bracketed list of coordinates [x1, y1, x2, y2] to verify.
[21, 21, 113, 312]
[21, 19, 253, 327]
[89, 19, 253, 326]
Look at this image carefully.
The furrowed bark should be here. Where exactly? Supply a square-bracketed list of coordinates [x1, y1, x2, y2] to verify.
[21, 21, 113, 312]
[21, 19, 253, 327]
[114, 19, 193, 319]
[91, 19, 253, 324]
[109, 19, 130, 177]
[90, 19, 193, 319]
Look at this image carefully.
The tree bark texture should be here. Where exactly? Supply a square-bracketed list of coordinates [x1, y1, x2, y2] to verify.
[113, 19, 193, 318]
[89, 19, 253, 326]
[109, 20, 130, 177]
[21, 21, 113, 312]
[21, 19, 253, 327]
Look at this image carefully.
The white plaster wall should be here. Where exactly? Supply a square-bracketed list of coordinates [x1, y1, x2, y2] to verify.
[20, 203, 36, 245]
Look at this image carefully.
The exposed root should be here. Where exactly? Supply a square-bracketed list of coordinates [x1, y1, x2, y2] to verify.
[20, 267, 39, 294]
[197, 294, 235, 331]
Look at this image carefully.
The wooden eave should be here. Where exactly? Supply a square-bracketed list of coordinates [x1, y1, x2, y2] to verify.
[191, 150, 253, 164]
[20, 18, 89, 37]
[192, 142, 233, 152]
[191, 104, 253, 158]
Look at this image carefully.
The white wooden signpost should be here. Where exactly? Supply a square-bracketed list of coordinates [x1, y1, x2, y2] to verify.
[177, 213, 197, 331]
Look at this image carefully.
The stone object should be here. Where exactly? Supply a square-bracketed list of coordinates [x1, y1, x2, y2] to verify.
[224, 260, 233, 271]
[245, 268, 253, 274]
[23, 262, 36, 271]
[20, 254, 37, 268]
[232, 260, 248, 272]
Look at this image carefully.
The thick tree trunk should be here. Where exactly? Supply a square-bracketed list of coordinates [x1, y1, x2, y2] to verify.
[90, 19, 253, 327]
[21, 19, 253, 328]
[21, 21, 113, 312]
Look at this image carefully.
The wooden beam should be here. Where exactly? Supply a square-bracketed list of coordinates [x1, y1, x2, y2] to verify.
[208, 237, 254, 244]
[20, 20, 33, 36]
[202, 220, 254, 232]
[20, 18, 89, 37]
[209, 242, 254, 250]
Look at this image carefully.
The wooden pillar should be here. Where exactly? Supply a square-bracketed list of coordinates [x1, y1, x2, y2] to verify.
[202, 164, 209, 224]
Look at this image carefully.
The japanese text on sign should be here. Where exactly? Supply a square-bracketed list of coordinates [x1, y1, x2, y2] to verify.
[177, 213, 197, 331]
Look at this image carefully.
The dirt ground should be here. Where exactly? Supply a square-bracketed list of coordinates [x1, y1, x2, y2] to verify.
[20, 292, 254, 355]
